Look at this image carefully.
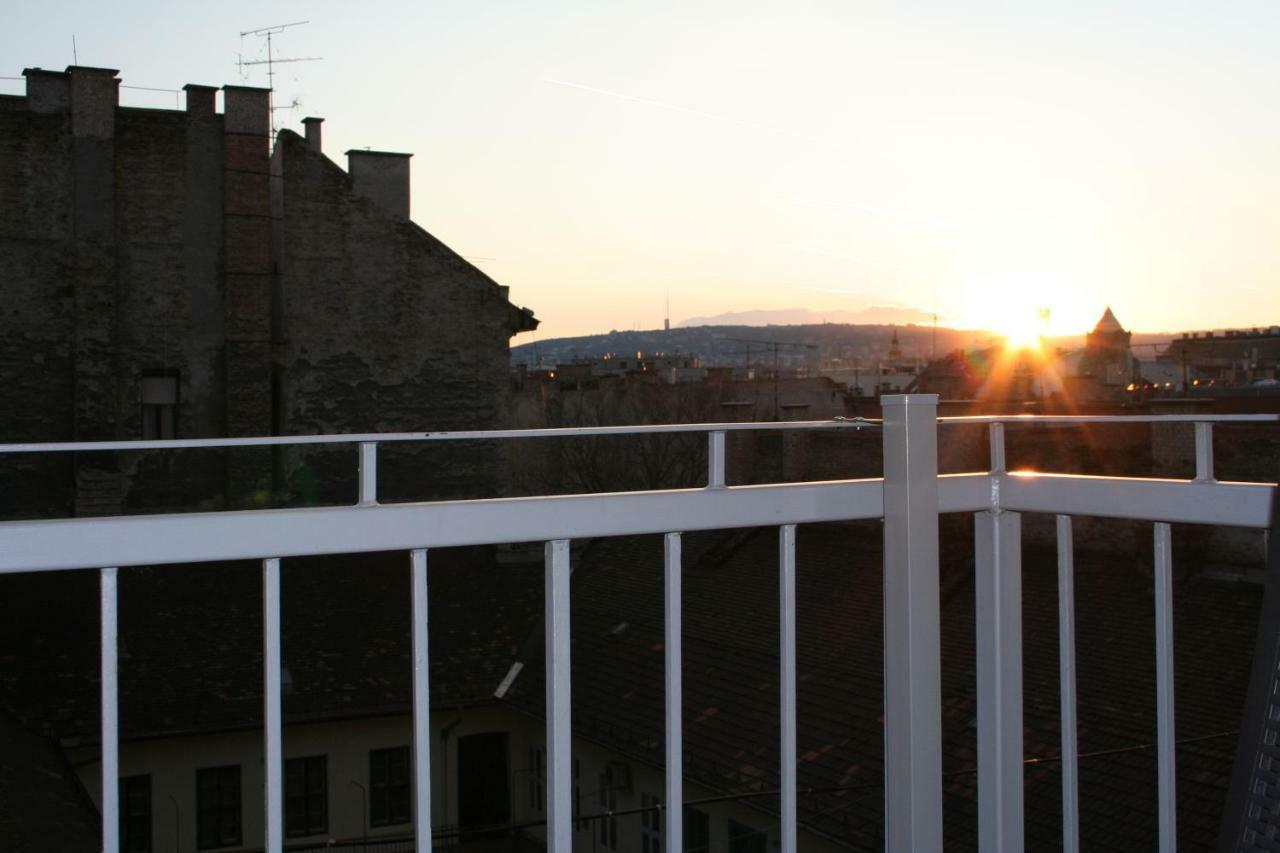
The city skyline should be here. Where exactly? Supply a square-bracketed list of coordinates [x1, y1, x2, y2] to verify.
[4, 1, 1277, 341]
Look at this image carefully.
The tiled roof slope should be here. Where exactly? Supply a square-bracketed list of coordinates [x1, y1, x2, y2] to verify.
[0, 706, 101, 852]
[0, 547, 543, 741]
[501, 523, 1261, 851]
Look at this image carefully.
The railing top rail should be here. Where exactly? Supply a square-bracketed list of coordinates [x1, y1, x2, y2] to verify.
[941, 413, 1280, 425]
[0, 417, 881, 454]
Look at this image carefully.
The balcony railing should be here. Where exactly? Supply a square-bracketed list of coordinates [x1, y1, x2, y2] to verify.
[1, 395, 1276, 853]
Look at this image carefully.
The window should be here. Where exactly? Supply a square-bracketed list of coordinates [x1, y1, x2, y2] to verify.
[683, 807, 710, 853]
[640, 792, 660, 853]
[285, 755, 328, 838]
[528, 747, 545, 812]
[727, 819, 766, 853]
[370, 746, 411, 827]
[196, 765, 241, 850]
[141, 369, 179, 440]
[598, 766, 618, 850]
[121, 774, 151, 853]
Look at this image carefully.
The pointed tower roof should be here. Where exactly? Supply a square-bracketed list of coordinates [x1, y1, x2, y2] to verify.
[1094, 306, 1124, 333]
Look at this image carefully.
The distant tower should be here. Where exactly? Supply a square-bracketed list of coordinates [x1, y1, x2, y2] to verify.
[664, 291, 671, 333]
[888, 327, 903, 361]
[1080, 306, 1134, 388]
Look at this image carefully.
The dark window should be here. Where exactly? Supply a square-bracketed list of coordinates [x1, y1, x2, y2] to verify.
[458, 732, 510, 834]
[683, 807, 710, 853]
[196, 765, 241, 850]
[141, 369, 179, 440]
[370, 747, 411, 827]
[727, 819, 766, 853]
[121, 775, 151, 853]
[285, 755, 328, 838]
[640, 792, 660, 853]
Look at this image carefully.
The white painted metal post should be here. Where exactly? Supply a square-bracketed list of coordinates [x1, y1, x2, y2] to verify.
[263, 557, 283, 853]
[989, 422, 1007, 474]
[880, 394, 943, 853]
[358, 442, 379, 505]
[1193, 423, 1214, 483]
[779, 524, 798, 853]
[411, 548, 432, 853]
[101, 567, 120, 853]
[975, 508, 1024, 853]
[545, 539, 573, 853]
[663, 532, 683, 853]
[1056, 516, 1079, 853]
[1154, 522, 1177, 853]
[708, 431, 726, 488]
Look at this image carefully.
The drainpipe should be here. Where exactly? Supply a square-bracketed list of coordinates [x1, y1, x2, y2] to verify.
[349, 780, 367, 852]
[168, 794, 180, 853]
[440, 714, 464, 824]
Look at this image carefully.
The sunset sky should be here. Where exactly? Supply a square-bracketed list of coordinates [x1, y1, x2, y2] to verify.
[4, 1, 1277, 341]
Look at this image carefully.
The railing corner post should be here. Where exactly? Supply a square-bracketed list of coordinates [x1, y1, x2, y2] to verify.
[880, 394, 943, 853]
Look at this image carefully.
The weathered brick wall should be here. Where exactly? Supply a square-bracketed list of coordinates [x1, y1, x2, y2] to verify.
[0, 95, 75, 517]
[113, 107, 229, 512]
[273, 131, 519, 502]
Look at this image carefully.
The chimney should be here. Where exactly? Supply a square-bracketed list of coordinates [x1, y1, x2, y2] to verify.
[183, 83, 217, 117]
[221, 84, 270, 140]
[66, 65, 119, 139]
[302, 116, 324, 154]
[21, 67, 70, 114]
[346, 150, 412, 220]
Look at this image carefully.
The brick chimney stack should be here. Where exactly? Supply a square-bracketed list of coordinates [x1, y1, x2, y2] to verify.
[219, 84, 273, 501]
[346, 150, 412, 220]
[21, 67, 70, 113]
[302, 116, 324, 154]
[183, 83, 217, 117]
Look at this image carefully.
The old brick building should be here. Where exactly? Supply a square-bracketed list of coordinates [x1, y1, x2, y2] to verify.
[0, 65, 536, 518]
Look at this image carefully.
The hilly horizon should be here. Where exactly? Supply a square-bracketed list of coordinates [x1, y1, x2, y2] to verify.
[512, 314, 1182, 367]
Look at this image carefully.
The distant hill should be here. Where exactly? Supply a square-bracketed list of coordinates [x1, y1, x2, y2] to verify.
[678, 306, 937, 328]
[511, 322, 987, 368]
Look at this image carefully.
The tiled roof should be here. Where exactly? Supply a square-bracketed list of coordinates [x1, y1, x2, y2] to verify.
[1094, 307, 1125, 334]
[0, 547, 543, 742]
[0, 706, 101, 852]
[501, 523, 1260, 851]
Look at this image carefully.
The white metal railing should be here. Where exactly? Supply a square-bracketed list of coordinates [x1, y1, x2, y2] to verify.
[0, 396, 1276, 853]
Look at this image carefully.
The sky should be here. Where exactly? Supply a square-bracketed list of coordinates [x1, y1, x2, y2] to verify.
[3, 2, 1278, 341]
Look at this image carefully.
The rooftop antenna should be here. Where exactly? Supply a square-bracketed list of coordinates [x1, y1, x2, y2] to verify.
[237, 20, 322, 133]
[72, 35, 78, 65]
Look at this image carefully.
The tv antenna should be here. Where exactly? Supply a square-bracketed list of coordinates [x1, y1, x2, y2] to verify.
[237, 20, 322, 132]
[721, 336, 819, 420]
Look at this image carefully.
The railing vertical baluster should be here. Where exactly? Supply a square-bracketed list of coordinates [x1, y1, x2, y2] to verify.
[880, 394, 943, 853]
[1193, 423, 1214, 483]
[263, 557, 283, 853]
[707, 431, 726, 488]
[545, 539, 573, 853]
[779, 523, 798, 853]
[101, 567, 120, 853]
[1154, 522, 1177, 853]
[989, 422, 1007, 474]
[1056, 515, 1079, 853]
[358, 441, 379, 505]
[663, 532, 683, 853]
[411, 548, 432, 853]
[976, 507, 1024, 853]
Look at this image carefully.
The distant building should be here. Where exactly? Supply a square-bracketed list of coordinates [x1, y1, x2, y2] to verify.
[1160, 326, 1280, 386]
[1077, 306, 1136, 390]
